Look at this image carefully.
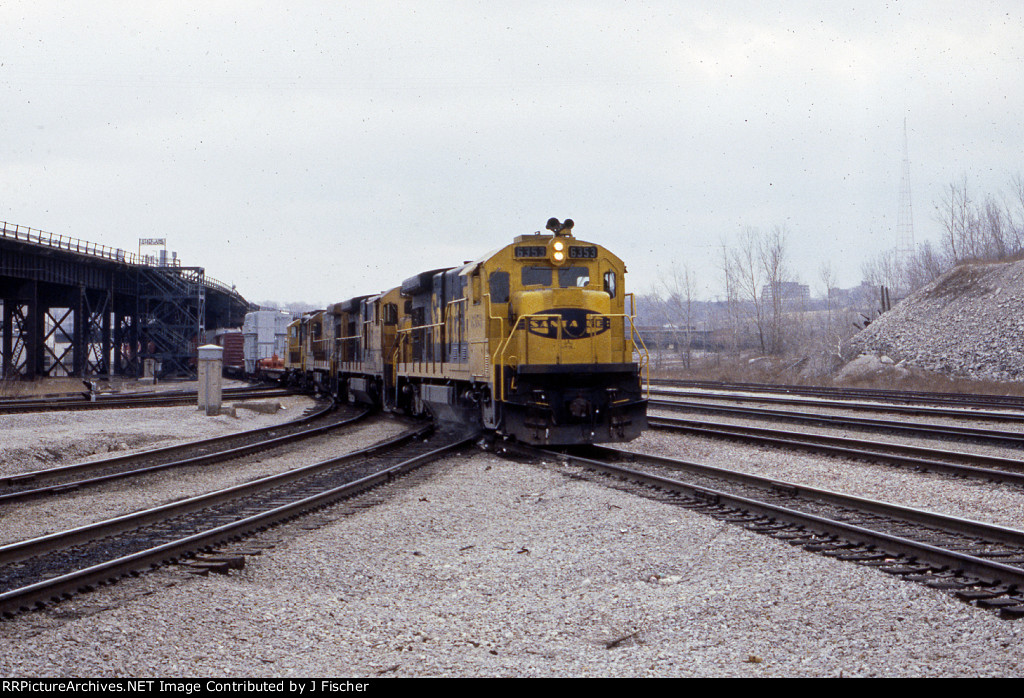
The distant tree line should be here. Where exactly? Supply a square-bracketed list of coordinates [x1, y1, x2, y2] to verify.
[863, 174, 1024, 297]
[639, 225, 880, 375]
[639, 173, 1024, 375]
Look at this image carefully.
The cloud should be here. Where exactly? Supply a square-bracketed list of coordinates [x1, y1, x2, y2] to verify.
[2, 1, 1022, 303]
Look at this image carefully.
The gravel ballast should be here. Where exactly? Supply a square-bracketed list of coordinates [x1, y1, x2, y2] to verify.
[849, 258, 1024, 382]
[3, 438, 1024, 677]
[0, 394, 319, 479]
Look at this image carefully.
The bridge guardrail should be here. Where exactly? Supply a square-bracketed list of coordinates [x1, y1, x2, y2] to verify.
[1, 221, 245, 301]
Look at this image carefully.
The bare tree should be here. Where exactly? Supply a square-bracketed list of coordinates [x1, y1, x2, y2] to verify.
[902, 240, 948, 292]
[1007, 174, 1024, 251]
[730, 227, 768, 353]
[819, 261, 837, 343]
[936, 176, 972, 262]
[759, 226, 792, 355]
[981, 195, 1009, 259]
[655, 263, 698, 369]
[716, 237, 740, 356]
[861, 249, 898, 291]
[724, 226, 796, 356]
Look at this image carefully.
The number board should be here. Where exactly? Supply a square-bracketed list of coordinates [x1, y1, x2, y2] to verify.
[514, 245, 547, 258]
[569, 246, 598, 259]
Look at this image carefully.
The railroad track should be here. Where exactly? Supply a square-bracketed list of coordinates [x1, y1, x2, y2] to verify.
[0, 401, 368, 502]
[522, 443, 1024, 618]
[0, 385, 295, 414]
[649, 397, 1024, 445]
[651, 378, 1024, 411]
[647, 414, 1024, 487]
[649, 387, 1024, 423]
[0, 425, 476, 616]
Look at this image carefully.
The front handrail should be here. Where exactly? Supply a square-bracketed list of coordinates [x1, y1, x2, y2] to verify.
[491, 310, 650, 402]
[625, 292, 651, 397]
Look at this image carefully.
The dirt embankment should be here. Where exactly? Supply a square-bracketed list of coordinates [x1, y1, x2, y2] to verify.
[847, 259, 1024, 383]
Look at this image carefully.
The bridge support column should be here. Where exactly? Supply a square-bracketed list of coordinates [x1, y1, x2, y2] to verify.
[73, 286, 86, 377]
[102, 281, 113, 377]
[1, 299, 11, 379]
[24, 281, 42, 379]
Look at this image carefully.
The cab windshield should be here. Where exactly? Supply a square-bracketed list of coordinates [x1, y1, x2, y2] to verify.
[521, 265, 590, 288]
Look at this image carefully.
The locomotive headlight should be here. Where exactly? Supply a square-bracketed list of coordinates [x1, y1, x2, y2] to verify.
[550, 239, 567, 264]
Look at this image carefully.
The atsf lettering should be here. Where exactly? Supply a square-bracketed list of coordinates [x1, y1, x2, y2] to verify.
[526, 308, 610, 339]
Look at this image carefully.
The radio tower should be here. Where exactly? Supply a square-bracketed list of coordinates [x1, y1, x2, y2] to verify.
[897, 117, 915, 258]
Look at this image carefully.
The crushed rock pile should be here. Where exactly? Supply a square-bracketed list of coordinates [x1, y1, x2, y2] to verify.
[847, 258, 1024, 383]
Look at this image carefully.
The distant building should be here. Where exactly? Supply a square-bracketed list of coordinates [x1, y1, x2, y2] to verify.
[759, 281, 810, 304]
[827, 282, 876, 308]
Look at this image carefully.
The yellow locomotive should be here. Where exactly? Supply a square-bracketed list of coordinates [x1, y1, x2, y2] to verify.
[284, 218, 648, 445]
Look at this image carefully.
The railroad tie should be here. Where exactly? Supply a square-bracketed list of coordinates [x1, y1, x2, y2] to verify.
[877, 564, 934, 576]
[804, 541, 856, 553]
[998, 605, 1024, 619]
[833, 550, 891, 562]
[181, 554, 246, 575]
[955, 587, 1012, 601]
[975, 596, 1024, 610]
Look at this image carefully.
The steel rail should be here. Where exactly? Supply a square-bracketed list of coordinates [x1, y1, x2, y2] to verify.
[530, 445, 1024, 609]
[0, 406, 370, 503]
[649, 397, 1024, 446]
[647, 415, 1024, 486]
[649, 387, 1024, 422]
[0, 387, 294, 414]
[0, 383, 280, 403]
[0, 425, 429, 566]
[2, 399, 332, 488]
[0, 427, 475, 615]
[650, 378, 1024, 410]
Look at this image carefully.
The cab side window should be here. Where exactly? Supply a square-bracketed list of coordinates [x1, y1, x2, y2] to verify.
[603, 271, 617, 298]
[489, 271, 510, 303]
[471, 272, 482, 305]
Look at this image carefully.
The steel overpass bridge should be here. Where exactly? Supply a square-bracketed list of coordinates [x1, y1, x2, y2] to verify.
[0, 221, 252, 380]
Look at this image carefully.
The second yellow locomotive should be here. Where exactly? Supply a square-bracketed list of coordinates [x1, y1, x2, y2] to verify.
[284, 218, 648, 445]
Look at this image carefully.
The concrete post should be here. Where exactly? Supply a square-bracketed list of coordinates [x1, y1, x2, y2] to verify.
[197, 344, 223, 416]
[141, 358, 157, 385]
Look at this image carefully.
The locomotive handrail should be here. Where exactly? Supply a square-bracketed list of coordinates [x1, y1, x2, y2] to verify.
[491, 310, 649, 403]
[335, 334, 362, 364]
[625, 292, 651, 397]
[390, 297, 468, 381]
[385, 289, 649, 406]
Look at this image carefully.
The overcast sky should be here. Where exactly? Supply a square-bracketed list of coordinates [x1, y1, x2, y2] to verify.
[3, 1, 1022, 306]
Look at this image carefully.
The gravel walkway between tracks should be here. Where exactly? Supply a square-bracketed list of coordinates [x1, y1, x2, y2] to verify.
[0, 411, 410, 545]
[0, 393, 317, 479]
[3, 437, 1024, 677]
[629, 420, 1024, 532]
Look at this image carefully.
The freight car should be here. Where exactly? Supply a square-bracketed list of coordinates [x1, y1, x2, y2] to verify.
[282, 218, 648, 445]
[242, 309, 292, 376]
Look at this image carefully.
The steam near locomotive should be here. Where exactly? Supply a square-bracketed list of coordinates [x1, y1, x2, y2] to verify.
[260, 218, 648, 445]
